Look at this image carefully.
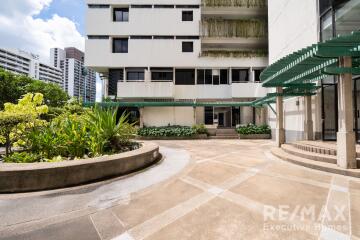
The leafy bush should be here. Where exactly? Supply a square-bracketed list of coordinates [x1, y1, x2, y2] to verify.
[138, 126, 196, 137]
[3, 152, 43, 163]
[236, 124, 271, 135]
[192, 124, 208, 135]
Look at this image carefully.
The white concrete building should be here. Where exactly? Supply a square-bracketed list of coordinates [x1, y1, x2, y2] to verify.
[0, 48, 63, 85]
[51, 48, 97, 102]
[267, 0, 360, 142]
[85, 0, 269, 128]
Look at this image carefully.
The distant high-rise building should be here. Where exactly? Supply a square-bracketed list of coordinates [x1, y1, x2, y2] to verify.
[0, 48, 63, 85]
[50, 47, 96, 102]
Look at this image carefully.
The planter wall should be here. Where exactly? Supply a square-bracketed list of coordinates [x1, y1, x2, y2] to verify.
[0, 142, 160, 193]
[239, 134, 271, 139]
[137, 134, 208, 140]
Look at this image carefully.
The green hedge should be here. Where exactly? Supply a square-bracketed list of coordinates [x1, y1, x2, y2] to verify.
[138, 126, 198, 137]
[236, 124, 271, 135]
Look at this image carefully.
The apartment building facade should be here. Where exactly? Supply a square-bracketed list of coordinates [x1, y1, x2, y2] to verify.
[0, 48, 63, 85]
[51, 47, 97, 102]
[85, 0, 268, 127]
[267, 0, 360, 142]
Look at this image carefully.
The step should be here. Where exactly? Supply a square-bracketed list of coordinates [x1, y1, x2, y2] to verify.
[215, 129, 237, 135]
[209, 135, 239, 139]
[271, 147, 360, 178]
[291, 142, 336, 156]
[282, 144, 337, 164]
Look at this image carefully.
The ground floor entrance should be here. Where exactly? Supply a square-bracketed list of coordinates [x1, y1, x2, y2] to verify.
[205, 106, 256, 128]
[321, 77, 360, 143]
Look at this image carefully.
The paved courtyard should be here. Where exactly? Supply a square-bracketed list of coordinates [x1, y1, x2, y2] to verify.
[1, 140, 360, 240]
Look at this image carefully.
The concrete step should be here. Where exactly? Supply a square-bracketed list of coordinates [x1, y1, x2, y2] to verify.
[209, 135, 239, 139]
[271, 147, 360, 178]
[291, 141, 360, 158]
[281, 144, 337, 164]
[215, 129, 237, 135]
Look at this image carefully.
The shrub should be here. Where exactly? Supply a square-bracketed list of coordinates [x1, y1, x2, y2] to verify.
[3, 152, 43, 163]
[138, 126, 196, 137]
[192, 124, 208, 135]
[236, 124, 271, 135]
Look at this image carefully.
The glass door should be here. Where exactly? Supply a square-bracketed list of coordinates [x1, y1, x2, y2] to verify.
[322, 82, 338, 141]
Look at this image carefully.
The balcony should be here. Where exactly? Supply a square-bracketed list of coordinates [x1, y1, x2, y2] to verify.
[231, 82, 267, 98]
[117, 82, 174, 98]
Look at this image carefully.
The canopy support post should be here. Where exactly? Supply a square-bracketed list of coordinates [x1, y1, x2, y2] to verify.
[304, 95, 314, 140]
[276, 87, 285, 147]
[337, 56, 357, 169]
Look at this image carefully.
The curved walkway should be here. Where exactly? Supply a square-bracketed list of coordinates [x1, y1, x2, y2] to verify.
[1, 140, 360, 240]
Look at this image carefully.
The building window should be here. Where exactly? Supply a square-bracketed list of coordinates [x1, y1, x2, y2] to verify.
[232, 69, 249, 82]
[182, 42, 193, 52]
[175, 69, 195, 85]
[205, 107, 214, 125]
[182, 11, 193, 21]
[113, 38, 128, 53]
[126, 69, 144, 81]
[113, 8, 129, 22]
[108, 69, 123, 95]
[151, 68, 173, 81]
[254, 69, 263, 82]
[220, 69, 228, 84]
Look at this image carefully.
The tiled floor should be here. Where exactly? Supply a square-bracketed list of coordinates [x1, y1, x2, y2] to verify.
[1, 140, 359, 240]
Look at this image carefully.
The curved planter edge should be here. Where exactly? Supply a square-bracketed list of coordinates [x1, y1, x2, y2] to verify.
[0, 142, 161, 193]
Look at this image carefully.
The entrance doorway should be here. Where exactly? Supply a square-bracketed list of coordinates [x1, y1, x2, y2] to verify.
[321, 79, 338, 141]
[214, 107, 232, 128]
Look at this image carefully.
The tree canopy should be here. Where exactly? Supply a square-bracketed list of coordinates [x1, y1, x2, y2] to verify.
[0, 68, 69, 109]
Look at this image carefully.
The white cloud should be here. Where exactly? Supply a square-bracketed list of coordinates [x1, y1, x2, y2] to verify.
[0, 0, 84, 64]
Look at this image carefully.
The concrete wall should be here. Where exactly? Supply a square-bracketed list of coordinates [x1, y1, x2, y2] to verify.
[143, 107, 195, 127]
[267, 0, 321, 142]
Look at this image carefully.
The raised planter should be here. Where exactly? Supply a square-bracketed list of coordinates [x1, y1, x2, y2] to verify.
[136, 134, 208, 140]
[0, 142, 161, 193]
[239, 134, 271, 139]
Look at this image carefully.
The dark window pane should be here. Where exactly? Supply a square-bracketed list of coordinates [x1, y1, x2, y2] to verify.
[182, 11, 193, 21]
[113, 8, 129, 22]
[254, 69, 263, 82]
[205, 107, 213, 125]
[108, 69, 123, 95]
[213, 75, 219, 85]
[232, 69, 249, 82]
[113, 38, 128, 53]
[220, 69, 228, 84]
[197, 69, 204, 84]
[151, 71, 173, 81]
[182, 41, 193, 52]
[205, 69, 212, 84]
[175, 69, 195, 85]
[127, 71, 144, 81]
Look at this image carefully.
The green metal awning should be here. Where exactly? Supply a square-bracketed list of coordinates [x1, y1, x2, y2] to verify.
[84, 101, 254, 108]
[260, 31, 360, 87]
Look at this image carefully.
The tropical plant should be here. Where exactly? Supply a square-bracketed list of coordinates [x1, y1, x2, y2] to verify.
[201, 49, 268, 58]
[202, 0, 267, 8]
[86, 107, 137, 156]
[25, 80, 69, 107]
[3, 152, 43, 163]
[236, 124, 271, 135]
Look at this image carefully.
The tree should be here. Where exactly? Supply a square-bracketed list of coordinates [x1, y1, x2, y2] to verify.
[0, 68, 69, 109]
[0, 68, 33, 109]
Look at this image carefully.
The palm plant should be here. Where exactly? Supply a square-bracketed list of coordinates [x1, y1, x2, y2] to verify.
[86, 107, 136, 156]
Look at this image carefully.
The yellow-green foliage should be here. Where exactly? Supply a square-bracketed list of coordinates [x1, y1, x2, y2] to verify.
[201, 49, 268, 58]
[202, 0, 267, 8]
[0, 93, 48, 154]
[201, 19, 267, 38]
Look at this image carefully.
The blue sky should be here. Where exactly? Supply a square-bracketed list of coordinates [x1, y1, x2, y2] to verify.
[37, 0, 86, 35]
[0, 0, 102, 101]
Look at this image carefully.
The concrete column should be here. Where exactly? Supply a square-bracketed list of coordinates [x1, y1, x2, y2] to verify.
[193, 107, 197, 125]
[255, 107, 267, 125]
[276, 87, 285, 147]
[139, 107, 144, 128]
[337, 56, 357, 169]
[304, 95, 314, 140]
